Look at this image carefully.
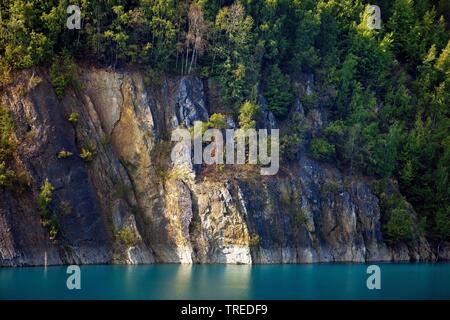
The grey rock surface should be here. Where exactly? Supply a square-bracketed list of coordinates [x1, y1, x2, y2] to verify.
[0, 67, 446, 266]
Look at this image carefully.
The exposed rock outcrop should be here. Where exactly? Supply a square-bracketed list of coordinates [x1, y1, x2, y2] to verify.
[174, 77, 209, 128]
[256, 95, 277, 131]
[0, 67, 445, 266]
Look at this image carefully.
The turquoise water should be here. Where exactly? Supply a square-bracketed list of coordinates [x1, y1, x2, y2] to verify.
[1, 263, 449, 300]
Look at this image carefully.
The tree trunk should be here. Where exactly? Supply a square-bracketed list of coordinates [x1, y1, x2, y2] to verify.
[189, 47, 196, 74]
[185, 47, 190, 75]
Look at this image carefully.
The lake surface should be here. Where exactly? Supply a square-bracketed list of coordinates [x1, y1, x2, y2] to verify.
[1, 263, 449, 300]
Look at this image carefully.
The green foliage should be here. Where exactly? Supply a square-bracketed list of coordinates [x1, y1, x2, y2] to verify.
[217, 61, 253, 110]
[280, 113, 308, 161]
[387, 0, 419, 66]
[208, 113, 227, 129]
[289, 0, 321, 71]
[68, 112, 79, 124]
[238, 101, 260, 130]
[0, 57, 12, 86]
[435, 208, 450, 242]
[80, 148, 95, 162]
[280, 134, 301, 162]
[29, 75, 42, 89]
[79, 142, 97, 162]
[293, 210, 308, 227]
[213, 2, 257, 109]
[309, 138, 335, 161]
[0, 105, 14, 162]
[42, 216, 59, 240]
[116, 228, 138, 247]
[0, 161, 15, 188]
[324, 120, 345, 138]
[383, 199, 414, 244]
[0, 1, 53, 69]
[263, 64, 294, 118]
[57, 150, 73, 159]
[36, 179, 58, 240]
[36, 179, 54, 214]
[0, 0, 448, 244]
[0, 105, 15, 188]
[50, 51, 78, 98]
[370, 124, 403, 177]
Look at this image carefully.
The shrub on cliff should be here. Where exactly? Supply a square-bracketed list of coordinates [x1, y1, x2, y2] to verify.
[208, 113, 228, 129]
[0, 58, 12, 86]
[263, 64, 294, 119]
[309, 138, 335, 161]
[383, 199, 414, 244]
[0, 105, 16, 188]
[280, 113, 308, 161]
[50, 51, 78, 98]
[238, 101, 260, 130]
[37, 179, 58, 240]
[116, 228, 138, 247]
[37, 179, 54, 215]
[68, 112, 79, 124]
[0, 105, 14, 162]
[280, 134, 302, 162]
[79, 142, 97, 162]
[0, 162, 15, 188]
[435, 207, 450, 243]
[57, 150, 73, 159]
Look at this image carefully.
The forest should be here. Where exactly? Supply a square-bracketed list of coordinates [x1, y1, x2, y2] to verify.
[0, 0, 449, 245]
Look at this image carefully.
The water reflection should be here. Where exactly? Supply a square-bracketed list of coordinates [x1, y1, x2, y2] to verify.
[1, 263, 450, 299]
[160, 264, 251, 299]
[170, 264, 193, 299]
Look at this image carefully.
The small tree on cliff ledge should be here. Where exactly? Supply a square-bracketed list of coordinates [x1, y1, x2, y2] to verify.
[183, 3, 207, 75]
[37, 179, 58, 240]
[435, 208, 450, 253]
[383, 199, 414, 244]
[263, 64, 294, 119]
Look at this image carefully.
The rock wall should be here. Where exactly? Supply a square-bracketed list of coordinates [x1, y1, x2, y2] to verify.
[0, 67, 444, 266]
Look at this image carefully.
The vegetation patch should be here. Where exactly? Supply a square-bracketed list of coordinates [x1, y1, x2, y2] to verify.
[263, 64, 294, 118]
[0, 105, 16, 188]
[0, 161, 15, 188]
[68, 112, 79, 124]
[293, 210, 308, 227]
[0, 105, 15, 162]
[280, 113, 308, 162]
[309, 138, 335, 161]
[50, 51, 79, 98]
[0, 0, 448, 243]
[57, 150, 73, 159]
[36, 179, 58, 240]
[116, 228, 138, 247]
[79, 141, 97, 162]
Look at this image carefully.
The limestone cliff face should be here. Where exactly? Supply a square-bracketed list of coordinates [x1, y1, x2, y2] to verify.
[0, 67, 443, 266]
